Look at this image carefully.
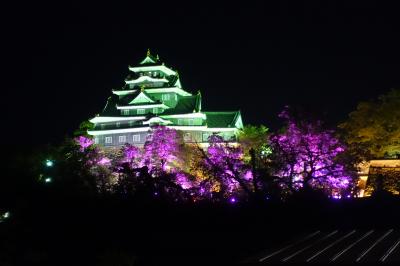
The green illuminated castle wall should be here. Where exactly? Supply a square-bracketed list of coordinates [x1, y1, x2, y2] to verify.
[88, 50, 243, 147]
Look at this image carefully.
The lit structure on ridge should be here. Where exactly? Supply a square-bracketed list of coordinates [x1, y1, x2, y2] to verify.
[88, 50, 243, 147]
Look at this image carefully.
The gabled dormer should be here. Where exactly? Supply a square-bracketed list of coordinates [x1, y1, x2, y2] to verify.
[128, 90, 155, 105]
[139, 49, 160, 65]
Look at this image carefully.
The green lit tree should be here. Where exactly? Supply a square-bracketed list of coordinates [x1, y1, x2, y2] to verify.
[73, 120, 94, 137]
[238, 125, 271, 164]
[237, 125, 272, 198]
[49, 137, 99, 196]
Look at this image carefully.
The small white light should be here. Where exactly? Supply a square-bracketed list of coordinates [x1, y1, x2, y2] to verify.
[45, 160, 54, 167]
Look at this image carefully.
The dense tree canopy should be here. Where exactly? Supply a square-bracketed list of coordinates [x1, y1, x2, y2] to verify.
[35, 103, 385, 202]
[238, 125, 271, 163]
[339, 88, 400, 159]
[193, 134, 253, 200]
[269, 109, 357, 197]
[142, 126, 184, 174]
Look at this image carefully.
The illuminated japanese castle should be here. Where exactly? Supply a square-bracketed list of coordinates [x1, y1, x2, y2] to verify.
[88, 50, 243, 147]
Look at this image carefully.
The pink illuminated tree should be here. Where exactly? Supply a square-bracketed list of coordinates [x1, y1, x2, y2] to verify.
[121, 144, 143, 169]
[143, 126, 183, 175]
[269, 108, 356, 197]
[75, 136, 94, 152]
[194, 134, 253, 200]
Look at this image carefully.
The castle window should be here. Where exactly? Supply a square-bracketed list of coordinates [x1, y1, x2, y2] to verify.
[100, 124, 106, 130]
[162, 94, 170, 101]
[118, 135, 126, 143]
[153, 107, 158, 114]
[116, 122, 121, 128]
[184, 132, 191, 142]
[137, 109, 145, 115]
[122, 109, 129, 115]
[133, 134, 140, 142]
[188, 119, 194, 126]
[203, 133, 210, 142]
[105, 137, 112, 144]
[177, 119, 183, 125]
[129, 121, 134, 127]
[94, 137, 99, 144]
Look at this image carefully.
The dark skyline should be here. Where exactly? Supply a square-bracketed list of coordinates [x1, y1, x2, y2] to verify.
[4, 2, 400, 147]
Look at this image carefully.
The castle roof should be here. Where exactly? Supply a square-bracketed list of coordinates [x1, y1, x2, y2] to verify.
[162, 94, 201, 115]
[204, 111, 242, 128]
[88, 51, 243, 138]
[139, 49, 161, 65]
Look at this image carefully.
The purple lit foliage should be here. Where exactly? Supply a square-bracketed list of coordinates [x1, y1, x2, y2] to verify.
[270, 109, 355, 196]
[73, 136, 101, 168]
[199, 134, 253, 199]
[122, 144, 143, 169]
[143, 126, 182, 174]
[75, 136, 94, 152]
[174, 172, 194, 190]
[71, 113, 356, 201]
[73, 135, 117, 192]
[97, 157, 111, 166]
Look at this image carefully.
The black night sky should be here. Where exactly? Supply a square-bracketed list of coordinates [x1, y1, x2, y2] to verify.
[4, 1, 400, 148]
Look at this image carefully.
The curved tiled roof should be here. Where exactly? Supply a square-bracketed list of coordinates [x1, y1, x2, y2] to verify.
[204, 111, 242, 128]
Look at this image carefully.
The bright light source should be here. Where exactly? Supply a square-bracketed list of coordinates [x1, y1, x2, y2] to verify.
[332, 194, 341, 199]
[45, 160, 54, 167]
[0, 211, 10, 222]
[230, 197, 236, 203]
[45, 178, 52, 183]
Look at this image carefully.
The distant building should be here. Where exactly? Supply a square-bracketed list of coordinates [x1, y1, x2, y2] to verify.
[88, 50, 243, 147]
[357, 159, 400, 197]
